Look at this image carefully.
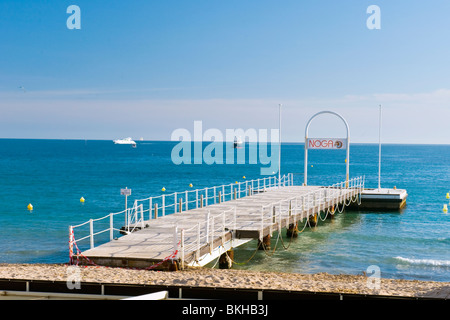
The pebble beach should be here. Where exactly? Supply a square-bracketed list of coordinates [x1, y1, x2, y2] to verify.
[1, 263, 449, 299]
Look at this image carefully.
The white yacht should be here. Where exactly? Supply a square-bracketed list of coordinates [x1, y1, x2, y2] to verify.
[113, 137, 136, 147]
[233, 136, 243, 148]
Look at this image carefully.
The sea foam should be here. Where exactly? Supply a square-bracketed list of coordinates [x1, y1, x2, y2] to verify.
[394, 256, 450, 267]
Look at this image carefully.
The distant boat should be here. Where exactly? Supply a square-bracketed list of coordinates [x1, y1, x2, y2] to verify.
[114, 137, 136, 147]
[233, 136, 243, 148]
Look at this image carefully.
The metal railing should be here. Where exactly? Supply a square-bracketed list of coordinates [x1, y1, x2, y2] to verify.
[131, 174, 293, 224]
[69, 174, 294, 255]
[177, 176, 364, 268]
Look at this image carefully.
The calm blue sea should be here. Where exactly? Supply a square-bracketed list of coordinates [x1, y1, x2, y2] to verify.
[0, 139, 449, 282]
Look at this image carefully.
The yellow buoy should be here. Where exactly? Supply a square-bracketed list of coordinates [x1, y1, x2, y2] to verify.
[393, 186, 397, 190]
[311, 165, 313, 168]
[243, 176, 246, 179]
[80, 197, 85, 203]
[446, 193, 450, 199]
[161, 187, 166, 192]
[444, 204, 448, 213]
[189, 183, 193, 188]
[27, 203, 33, 211]
[235, 181, 238, 184]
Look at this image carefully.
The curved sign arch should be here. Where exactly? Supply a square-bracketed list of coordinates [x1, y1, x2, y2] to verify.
[304, 111, 350, 186]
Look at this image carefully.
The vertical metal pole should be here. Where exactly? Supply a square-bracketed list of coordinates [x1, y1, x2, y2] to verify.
[210, 217, 214, 253]
[185, 191, 188, 211]
[89, 219, 94, 249]
[197, 223, 201, 260]
[196, 190, 199, 208]
[206, 211, 210, 245]
[109, 213, 114, 241]
[260, 207, 264, 241]
[149, 198, 152, 220]
[278, 104, 282, 188]
[174, 192, 177, 214]
[162, 195, 165, 216]
[234, 207, 237, 232]
[378, 104, 382, 191]
[124, 187, 128, 229]
[69, 226, 74, 264]
[304, 136, 308, 186]
[140, 205, 144, 229]
[173, 225, 178, 261]
[181, 229, 185, 270]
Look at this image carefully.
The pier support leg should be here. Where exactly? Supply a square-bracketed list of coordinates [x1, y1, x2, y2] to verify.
[309, 213, 318, 227]
[219, 250, 233, 269]
[286, 223, 298, 238]
[258, 234, 271, 250]
[169, 260, 179, 271]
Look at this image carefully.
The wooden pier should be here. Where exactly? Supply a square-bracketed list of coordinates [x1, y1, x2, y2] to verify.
[70, 175, 364, 270]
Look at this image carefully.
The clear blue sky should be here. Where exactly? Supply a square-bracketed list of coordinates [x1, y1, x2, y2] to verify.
[1, 0, 449, 143]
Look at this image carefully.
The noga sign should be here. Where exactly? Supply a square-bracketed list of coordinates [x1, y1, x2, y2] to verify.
[307, 138, 347, 150]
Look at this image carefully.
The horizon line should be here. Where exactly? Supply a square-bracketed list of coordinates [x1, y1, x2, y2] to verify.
[0, 137, 448, 146]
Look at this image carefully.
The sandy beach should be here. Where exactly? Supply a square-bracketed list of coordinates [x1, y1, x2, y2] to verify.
[0, 263, 449, 299]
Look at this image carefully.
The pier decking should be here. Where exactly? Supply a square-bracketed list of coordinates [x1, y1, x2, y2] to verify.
[70, 175, 364, 270]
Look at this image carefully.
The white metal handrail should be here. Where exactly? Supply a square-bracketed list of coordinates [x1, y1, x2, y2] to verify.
[178, 176, 364, 268]
[69, 174, 293, 257]
[132, 174, 293, 223]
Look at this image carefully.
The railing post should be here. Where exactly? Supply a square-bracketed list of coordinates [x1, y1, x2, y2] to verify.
[140, 204, 144, 230]
[222, 212, 226, 244]
[197, 223, 201, 260]
[213, 186, 216, 204]
[200, 194, 203, 208]
[174, 192, 177, 214]
[149, 198, 153, 220]
[210, 216, 215, 252]
[173, 224, 178, 262]
[196, 190, 199, 209]
[109, 213, 114, 241]
[89, 219, 94, 249]
[222, 185, 225, 202]
[69, 226, 74, 264]
[206, 211, 210, 246]
[205, 188, 208, 206]
[185, 191, 188, 211]
[162, 195, 165, 216]
[180, 229, 185, 270]
[260, 207, 264, 241]
[234, 206, 237, 232]
[179, 198, 183, 213]
[154, 203, 158, 219]
[218, 191, 222, 204]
